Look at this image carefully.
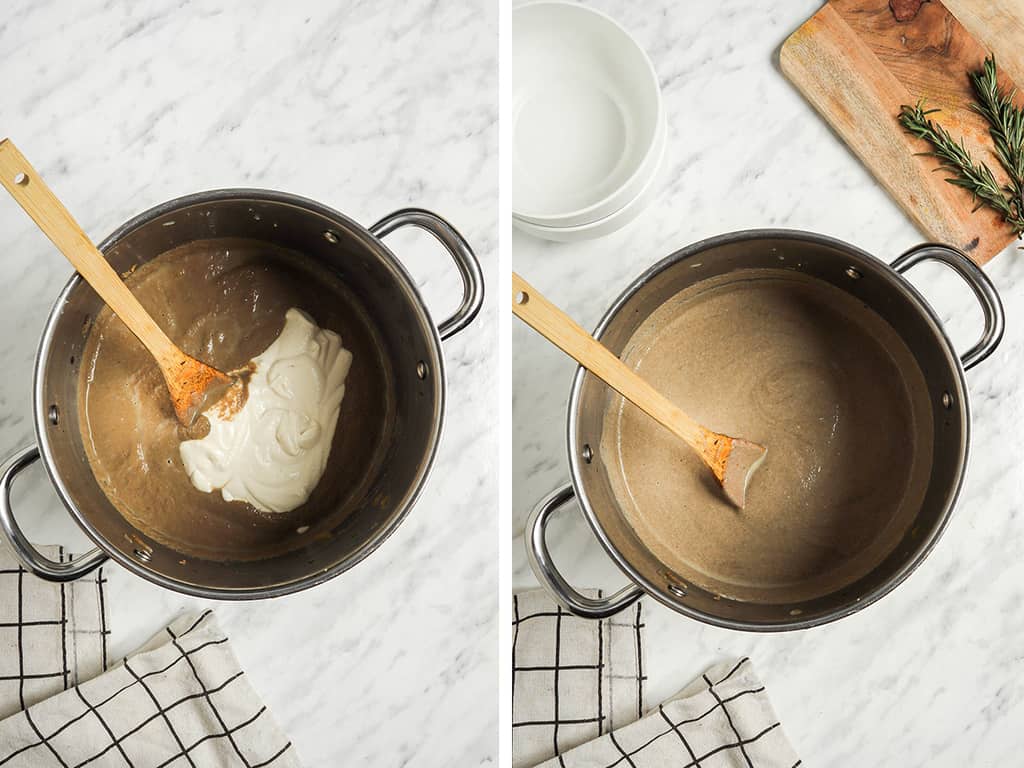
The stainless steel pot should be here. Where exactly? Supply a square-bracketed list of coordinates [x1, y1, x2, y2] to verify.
[528, 230, 1003, 630]
[0, 189, 483, 598]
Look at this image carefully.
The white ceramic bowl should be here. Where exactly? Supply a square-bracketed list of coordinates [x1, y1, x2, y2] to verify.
[512, 115, 665, 242]
[512, 1, 664, 228]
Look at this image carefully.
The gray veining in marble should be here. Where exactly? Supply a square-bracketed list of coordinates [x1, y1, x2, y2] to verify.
[512, 2, 1024, 765]
[0, 1, 497, 764]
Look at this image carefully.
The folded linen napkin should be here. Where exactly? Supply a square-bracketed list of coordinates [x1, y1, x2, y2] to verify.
[0, 545, 109, 720]
[537, 657, 801, 768]
[0, 609, 300, 767]
[512, 589, 646, 768]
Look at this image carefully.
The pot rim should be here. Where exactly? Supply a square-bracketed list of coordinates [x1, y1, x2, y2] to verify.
[32, 187, 447, 599]
[566, 228, 971, 631]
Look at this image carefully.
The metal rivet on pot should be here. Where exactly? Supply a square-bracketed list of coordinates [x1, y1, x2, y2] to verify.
[845, 267, 862, 280]
[663, 570, 688, 598]
[323, 230, 339, 244]
[48, 405, 59, 425]
[582, 444, 593, 464]
[416, 361, 429, 380]
[942, 391, 953, 409]
[133, 547, 152, 563]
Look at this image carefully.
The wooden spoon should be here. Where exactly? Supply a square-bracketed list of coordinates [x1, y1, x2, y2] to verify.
[0, 139, 234, 426]
[512, 272, 766, 508]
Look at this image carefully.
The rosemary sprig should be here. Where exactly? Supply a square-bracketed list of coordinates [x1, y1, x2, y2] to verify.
[898, 55, 1024, 237]
[970, 56, 1024, 213]
[898, 101, 1017, 219]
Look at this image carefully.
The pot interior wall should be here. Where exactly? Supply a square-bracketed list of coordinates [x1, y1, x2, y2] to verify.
[36, 194, 443, 594]
[572, 233, 968, 627]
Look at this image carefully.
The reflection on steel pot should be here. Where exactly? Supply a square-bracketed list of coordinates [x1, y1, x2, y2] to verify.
[0, 190, 483, 599]
[527, 230, 1003, 631]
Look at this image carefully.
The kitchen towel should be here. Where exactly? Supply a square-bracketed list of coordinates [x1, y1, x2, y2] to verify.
[0, 609, 299, 767]
[537, 657, 801, 768]
[0, 544, 109, 721]
[512, 589, 646, 768]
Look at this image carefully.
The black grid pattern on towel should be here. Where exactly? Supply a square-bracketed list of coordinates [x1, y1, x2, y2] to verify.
[0, 549, 109, 719]
[0, 610, 295, 768]
[59, 547, 112, 676]
[512, 591, 646, 767]
[538, 658, 803, 768]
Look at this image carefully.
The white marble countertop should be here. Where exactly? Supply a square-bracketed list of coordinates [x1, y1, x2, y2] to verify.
[0, 1, 497, 764]
[512, 1, 1024, 765]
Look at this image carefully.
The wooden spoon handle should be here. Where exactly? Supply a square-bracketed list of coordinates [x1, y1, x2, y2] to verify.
[0, 139, 178, 365]
[512, 272, 704, 450]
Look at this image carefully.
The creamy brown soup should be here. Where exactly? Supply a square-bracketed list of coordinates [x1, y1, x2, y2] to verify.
[78, 238, 392, 562]
[602, 269, 933, 603]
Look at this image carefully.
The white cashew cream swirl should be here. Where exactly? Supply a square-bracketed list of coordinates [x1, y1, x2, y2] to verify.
[179, 308, 352, 513]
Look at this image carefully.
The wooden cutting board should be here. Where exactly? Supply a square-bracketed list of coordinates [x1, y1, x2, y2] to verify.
[781, 0, 1024, 264]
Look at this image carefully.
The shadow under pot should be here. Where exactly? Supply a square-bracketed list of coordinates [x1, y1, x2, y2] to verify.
[527, 230, 1003, 631]
[0, 190, 484, 599]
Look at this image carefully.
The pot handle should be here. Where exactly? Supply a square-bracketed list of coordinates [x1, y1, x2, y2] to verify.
[891, 244, 1005, 371]
[527, 484, 644, 619]
[369, 208, 484, 341]
[0, 445, 107, 581]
